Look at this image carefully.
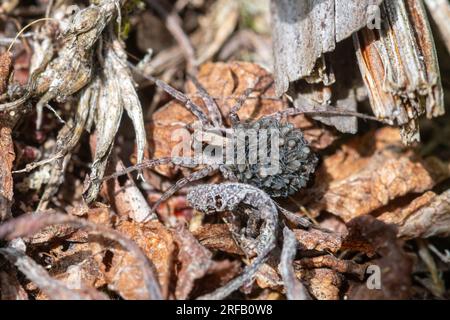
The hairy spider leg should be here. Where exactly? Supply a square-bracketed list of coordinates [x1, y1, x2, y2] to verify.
[147, 165, 218, 220]
[187, 74, 223, 128]
[228, 86, 254, 126]
[100, 156, 199, 181]
[265, 106, 390, 124]
[127, 62, 212, 127]
[228, 76, 274, 126]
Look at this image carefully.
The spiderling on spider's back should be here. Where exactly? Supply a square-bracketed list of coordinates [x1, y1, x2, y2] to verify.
[221, 117, 318, 198]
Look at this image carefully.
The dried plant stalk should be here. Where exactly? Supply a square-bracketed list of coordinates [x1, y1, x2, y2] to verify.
[354, 0, 445, 144]
[278, 227, 311, 300]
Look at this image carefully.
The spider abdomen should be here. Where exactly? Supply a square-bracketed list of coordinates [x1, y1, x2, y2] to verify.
[223, 118, 318, 198]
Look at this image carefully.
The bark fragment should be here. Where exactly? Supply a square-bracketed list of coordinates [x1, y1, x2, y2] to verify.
[379, 189, 450, 239]
[305, 128, 450, 221]
[354, 0, 445, 143]
[271, 0, 383, 95]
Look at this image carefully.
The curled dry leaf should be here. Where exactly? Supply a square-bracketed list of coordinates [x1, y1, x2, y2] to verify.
[344, 215, 413, 300]
[188, 183, 278, 300]
[305, 127, 450, 222]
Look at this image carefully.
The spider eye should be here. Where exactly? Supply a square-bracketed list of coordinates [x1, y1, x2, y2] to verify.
[214, 195, 223, 209]
[66, 5, 79, 16]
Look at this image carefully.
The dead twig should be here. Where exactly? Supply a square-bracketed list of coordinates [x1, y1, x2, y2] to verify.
[278, 227, 311, 300]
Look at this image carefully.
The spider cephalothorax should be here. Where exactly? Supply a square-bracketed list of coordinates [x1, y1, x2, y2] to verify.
[221, 117, 318, 197]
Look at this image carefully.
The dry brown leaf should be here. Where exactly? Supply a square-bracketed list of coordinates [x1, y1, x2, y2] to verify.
[378, 190, 450, 239]
[298, 268, 342, 300]
[344, 215, 413, 300]
[192, 223, 244, 255]
[0, 52, 11, 94]
[0, 52, 14, 222]
[295, 256, 366, 280]
[107, 220, 175, 299]
[147, 62, 336, 178]
[0, 125, 15, 222]
[255, 262, 282, 291]
[173, 224, 213, 299]
[293, 228, 343, 253]
[305, 127, 450, 221]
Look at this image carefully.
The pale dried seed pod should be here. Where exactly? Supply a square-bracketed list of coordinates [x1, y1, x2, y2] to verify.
[84, 28, 146, 203]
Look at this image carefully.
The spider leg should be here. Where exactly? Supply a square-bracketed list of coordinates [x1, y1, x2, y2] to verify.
[187, 74, 223, 128]
[228, 87, 254, 126]
[265, 106, 391, 124]
[127, 62, 211, 127]
[100, 156, 199, 181]
[148, 165, 218, 220]
[228, 76, 273, 126]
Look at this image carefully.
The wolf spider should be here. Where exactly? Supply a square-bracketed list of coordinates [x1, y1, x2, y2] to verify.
[101, 66, 384, 221]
